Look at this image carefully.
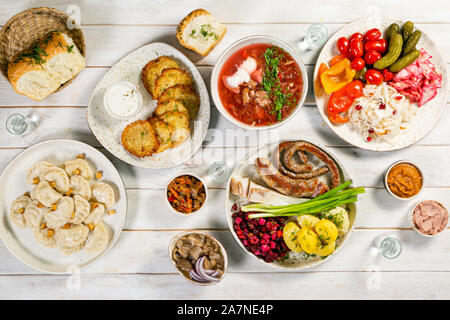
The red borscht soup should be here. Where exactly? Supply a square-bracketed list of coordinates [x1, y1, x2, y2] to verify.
[218, 43, 303, 126]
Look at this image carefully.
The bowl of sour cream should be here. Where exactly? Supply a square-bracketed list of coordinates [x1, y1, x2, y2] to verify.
[103, 81, 142, 119]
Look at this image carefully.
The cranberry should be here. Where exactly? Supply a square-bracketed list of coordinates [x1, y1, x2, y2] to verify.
[355, 105, 362, 110]
[258, 218, 266, 226]
[367, 137, 372, 142]
[393, 110, 397, 115]
[235, 217, 242, 225]
[379, 103, 386, 109]
[395, 96, 402, 100]
[368, 128, 374, 133]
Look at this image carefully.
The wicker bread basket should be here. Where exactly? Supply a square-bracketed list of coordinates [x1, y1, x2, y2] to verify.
[0, 7, 86, 92]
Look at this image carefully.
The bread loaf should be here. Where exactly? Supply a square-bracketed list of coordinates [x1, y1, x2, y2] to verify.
[8, 31, 85, 101]
[176, 9, 226, 56]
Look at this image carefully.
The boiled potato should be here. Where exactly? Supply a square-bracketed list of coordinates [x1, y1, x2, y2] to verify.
[314, 219, 338, 244]
[316, 241, 336, 257]
[298, 227, 321, 254]
[282, 222, 303, 253]
[297, 214, 320, 228]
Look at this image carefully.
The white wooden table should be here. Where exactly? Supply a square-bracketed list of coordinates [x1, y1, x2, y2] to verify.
[0, 0, 449, 300]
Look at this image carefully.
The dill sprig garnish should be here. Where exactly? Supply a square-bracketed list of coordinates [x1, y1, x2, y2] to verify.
[261, 46, 294, 121]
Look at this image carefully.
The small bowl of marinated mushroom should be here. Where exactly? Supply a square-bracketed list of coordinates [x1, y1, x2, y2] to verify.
[169, 231, 228, 286]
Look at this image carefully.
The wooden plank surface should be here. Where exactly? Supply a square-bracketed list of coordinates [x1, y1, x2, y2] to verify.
[0, 0, 449, 300]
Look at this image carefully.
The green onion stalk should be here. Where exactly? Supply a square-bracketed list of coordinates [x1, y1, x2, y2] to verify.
[242, 180, 365, 219]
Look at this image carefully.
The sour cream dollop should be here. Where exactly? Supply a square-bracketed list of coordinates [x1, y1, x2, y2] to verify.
[104, 81, 142, 119]
[223, 57, 257, 92]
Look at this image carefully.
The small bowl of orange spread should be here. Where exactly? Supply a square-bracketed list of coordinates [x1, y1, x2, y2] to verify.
[384, 160, 423, 200]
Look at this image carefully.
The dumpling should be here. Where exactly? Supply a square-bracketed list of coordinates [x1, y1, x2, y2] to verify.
[30, 181, 63, 207]
[64, 158, 93, 180]
[9, 195, 31, 228]
[26, 161, 54, 185]
[41, 167, 69, 194]
[83, 202, 105, 225]
[24, 200, 47, 229]
[71, 195, 90, 224]
[91, 182, 115, 208]
[44, 196, 74, 229]
[34, 227, 57, 248]
[69, 175, 91, 200]
[84, 221, 111, 254]
[55, 224, 89, 255]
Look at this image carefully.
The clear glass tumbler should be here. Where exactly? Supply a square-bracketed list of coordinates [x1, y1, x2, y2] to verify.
[374, 235, 403, 259]
[298, 23, 328, 51]
[6, 114, 33, 135]
[208, 161, 231, 183]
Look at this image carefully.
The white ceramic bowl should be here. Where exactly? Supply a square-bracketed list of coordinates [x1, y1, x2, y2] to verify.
[384, 160, 424, 201]
[409, 200, 448, 238]
[168, 231, 228, 286]
[103, 81, 142, 120]
[210, 35, 308, 130]
[164, 173, 208, 216]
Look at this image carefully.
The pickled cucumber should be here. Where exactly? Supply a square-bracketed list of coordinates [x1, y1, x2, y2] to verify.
[403, 30, 421, 55]
[385, 23, 400, 40]
[389, 49, 420, 72]
[373, 33, 403, 70]
[402, 21, 414, 41]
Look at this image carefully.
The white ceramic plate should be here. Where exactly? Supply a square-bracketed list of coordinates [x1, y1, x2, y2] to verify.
[211, 35, 308, 130]
[314, 17, 449, 151]
[87, 42, 210, 168]
[0, 139, 127, 273]
[225, 139, 357, 269]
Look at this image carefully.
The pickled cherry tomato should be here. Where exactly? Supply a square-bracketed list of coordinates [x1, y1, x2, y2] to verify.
[364, 50, 382, 64]
[351, 57, 365, 71]
[364, 39, 387, 54]
[365, 69, 384, 85]
[349, 32, 363, 42]
[349, 38, 364, 57]
[382, 69, 394, 82]
[336, 37, 349, 54]
[363, 28, 382, 42]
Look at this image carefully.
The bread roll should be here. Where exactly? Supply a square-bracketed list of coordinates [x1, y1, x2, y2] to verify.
[8, 31, 85, 101]
[176, 9, 226, 56]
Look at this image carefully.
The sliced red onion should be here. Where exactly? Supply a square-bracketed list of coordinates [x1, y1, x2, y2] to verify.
[196, 257, 220, 282]
[204, 269, 220, 277]
[189, 269, 207, 282]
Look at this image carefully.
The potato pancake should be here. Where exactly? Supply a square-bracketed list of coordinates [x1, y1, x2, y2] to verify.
[159, 111, 190, 147]
[142, 56, 180, 99]
[149, 118, 173, 153]
[153, 68, 193, 99]
[121, 120, 159, 157]
[155, 99, 189, 119]
[159, 84, 200, 119]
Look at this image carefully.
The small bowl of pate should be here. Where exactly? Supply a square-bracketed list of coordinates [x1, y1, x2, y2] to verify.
[409, 200, 448, 237]
[103, 81, 142, 119]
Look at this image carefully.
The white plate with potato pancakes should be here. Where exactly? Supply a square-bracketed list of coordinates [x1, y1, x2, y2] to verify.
[87, 42, 210, 169]
[0, 139, 127, 273]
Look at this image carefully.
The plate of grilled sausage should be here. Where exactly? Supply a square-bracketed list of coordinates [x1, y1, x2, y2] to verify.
[226, 139, 358, 269]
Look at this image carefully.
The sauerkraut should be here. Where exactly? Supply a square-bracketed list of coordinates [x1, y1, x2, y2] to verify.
[348, 83, 416, 141]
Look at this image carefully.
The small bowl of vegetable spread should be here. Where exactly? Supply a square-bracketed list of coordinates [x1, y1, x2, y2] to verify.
[165, 173, 208, 216]
[384, 160, 423, 200]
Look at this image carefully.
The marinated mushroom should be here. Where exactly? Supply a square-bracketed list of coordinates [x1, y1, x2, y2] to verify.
[172, 233, 225, 283]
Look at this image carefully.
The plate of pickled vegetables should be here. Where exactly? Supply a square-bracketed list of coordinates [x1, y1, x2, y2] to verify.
[226, 140, 365, 269]
[314, 17, 448, 151]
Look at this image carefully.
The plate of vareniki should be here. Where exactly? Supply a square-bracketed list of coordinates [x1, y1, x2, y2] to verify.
[0, 139, 127, 273]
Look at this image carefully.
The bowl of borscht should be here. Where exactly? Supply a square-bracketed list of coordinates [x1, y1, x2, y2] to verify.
[211, 35, 308, 130]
